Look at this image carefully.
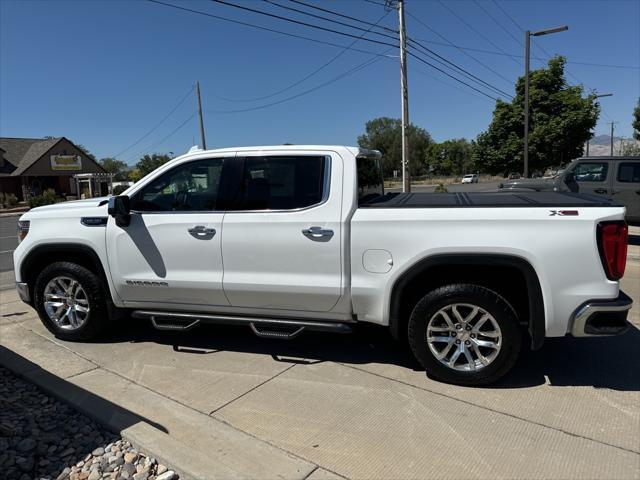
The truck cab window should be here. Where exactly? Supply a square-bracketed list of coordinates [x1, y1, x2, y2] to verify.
[232, 156, 327, 210]
[357, 156, 384, 205]
[130, 158, 224, 212]
[573, 162, 609, 182]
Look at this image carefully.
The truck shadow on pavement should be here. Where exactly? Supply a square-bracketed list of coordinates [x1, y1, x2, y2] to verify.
[98, 318, 640, 392]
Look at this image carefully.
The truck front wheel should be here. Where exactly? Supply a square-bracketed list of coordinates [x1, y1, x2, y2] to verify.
[408, 284, 522, 386]
[34, 262, 110, 341]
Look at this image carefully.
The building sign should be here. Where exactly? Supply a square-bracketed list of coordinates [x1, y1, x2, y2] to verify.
[50, 155, 82, 171]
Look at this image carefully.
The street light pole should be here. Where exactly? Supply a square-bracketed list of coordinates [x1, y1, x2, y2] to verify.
[523, 25, 568, 178]
[586, 93, 613, 155]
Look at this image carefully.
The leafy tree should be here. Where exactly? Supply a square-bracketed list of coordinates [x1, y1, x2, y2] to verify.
[633, 98, 640, 141]
[135, 154, 172, 177]
[99, 157, 129, 181]
[426, 139, 475, 176]
[621, 141, 640, 156]
[357, 117, 433, 177]
[128, 168, 142, 182]
[474, 56, 599, 176]
[76, 144, 97, 161]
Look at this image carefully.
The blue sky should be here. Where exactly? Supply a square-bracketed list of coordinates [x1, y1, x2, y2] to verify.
[1, 0, 638, 164]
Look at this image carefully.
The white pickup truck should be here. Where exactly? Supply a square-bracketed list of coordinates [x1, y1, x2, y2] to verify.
[13, 146, 633, 385]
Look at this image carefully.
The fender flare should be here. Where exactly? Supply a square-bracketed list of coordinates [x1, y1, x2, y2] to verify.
[20, 243, 113, 302]
[388, 253, 546, 350]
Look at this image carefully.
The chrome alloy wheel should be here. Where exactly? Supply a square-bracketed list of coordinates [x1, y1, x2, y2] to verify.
[43, 276, 90, 330]
[426, 303, 502, 372]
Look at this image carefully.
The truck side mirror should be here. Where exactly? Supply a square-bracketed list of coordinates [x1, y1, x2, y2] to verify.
[108, 195, 131, 227]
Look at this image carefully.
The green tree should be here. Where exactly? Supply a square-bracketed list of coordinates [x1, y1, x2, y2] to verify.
[633, 98, 640, 141]
[99, 157, 129, 181]
[474, 56, 599, 175]
[135, 154, 172, 177]
[76, 144, 97, 161]
[426, 139, 475, 176]
[357, 117, 433, 177]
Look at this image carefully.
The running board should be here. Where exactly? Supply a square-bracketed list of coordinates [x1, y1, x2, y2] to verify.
[132, 310, 353, 338]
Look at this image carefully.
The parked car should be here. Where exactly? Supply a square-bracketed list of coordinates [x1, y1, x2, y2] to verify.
[13, 146, 632, 386]
[499, 156, 640, 224]
[461, 174, 479, 184]
[508, 172, 521, 179]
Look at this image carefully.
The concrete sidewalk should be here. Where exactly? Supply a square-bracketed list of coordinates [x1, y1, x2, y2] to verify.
[1, 276, 639, 480]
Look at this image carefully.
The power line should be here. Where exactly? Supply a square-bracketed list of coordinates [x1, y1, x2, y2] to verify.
[112, 86, 194, 159]
[261, 0, 398, 42]
[407, 40, 513, 99]
[437, 0, 522, 66]
[410, 65, 495, 104]
[147, 0, 394, 59]
[124, 113, 196, 163]
[287, 0, 398, 33]
[472, 0, 522, 47]
[216, 9, 392, 102]
[206, 50, 390, 114]
[407, 50, 499, 101]
[208, 0, 397, 49]
[406, 38, 639, 69]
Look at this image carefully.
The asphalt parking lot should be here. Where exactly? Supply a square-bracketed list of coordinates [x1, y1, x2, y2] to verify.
[1, 233, 639, 479]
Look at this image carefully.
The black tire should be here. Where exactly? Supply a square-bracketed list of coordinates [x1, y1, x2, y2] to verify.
[408, 283, 521, 386]
[34, 261, 110, 341]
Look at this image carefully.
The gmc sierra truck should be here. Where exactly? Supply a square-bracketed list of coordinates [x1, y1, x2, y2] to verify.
[13, 146, 633, 385]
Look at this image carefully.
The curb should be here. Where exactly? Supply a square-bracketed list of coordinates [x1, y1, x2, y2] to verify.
[0, 350, 246, 480]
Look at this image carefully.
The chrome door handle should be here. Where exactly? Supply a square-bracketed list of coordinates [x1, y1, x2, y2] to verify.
[188, 225, 216, 236]
[593, 188, 608, 194]
[302, 226, 334, 239]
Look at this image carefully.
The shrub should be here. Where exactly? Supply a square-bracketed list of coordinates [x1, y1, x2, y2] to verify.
[28, 189, 60, 208]
[434, 183, 448, 193]
[0, 193, 18, 209]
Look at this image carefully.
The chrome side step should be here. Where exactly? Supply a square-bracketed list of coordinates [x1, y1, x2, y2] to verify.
[132, 310, 353, 339]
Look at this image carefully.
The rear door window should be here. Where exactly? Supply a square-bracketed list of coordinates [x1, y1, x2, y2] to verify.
[617, 163, 640, 183]
[231, 156, 328, 210]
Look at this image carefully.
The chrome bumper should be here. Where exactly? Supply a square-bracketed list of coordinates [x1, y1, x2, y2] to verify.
[16, 282, 30, 303]
[570, 291, 632, 337]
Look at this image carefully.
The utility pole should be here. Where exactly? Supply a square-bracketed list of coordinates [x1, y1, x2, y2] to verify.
[610, 121, 615, 156]
[398, 0, 410, 193]
[524, 30, 531, 178]
[196, 81, 207, 150]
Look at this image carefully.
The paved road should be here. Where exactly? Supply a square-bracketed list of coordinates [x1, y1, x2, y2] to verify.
[1, 217, 18, 290]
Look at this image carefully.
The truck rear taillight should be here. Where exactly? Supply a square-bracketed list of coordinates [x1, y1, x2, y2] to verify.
[597, 221, 628, 281]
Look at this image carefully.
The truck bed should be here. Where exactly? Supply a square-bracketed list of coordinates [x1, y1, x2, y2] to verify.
[360, 191, 621, 208]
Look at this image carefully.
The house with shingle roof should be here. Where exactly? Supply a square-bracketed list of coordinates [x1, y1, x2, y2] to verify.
[0, 137, 109, 201]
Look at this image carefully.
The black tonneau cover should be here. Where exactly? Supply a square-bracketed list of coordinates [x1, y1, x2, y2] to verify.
[360, 191, 621, 208]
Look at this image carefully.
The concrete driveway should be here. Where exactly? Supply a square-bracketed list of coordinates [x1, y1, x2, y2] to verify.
[1, 236, 639, 479]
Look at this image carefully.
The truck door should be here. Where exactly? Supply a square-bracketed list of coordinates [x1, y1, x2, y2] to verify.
[611, 160, 640, 223]
[106, 155, 231, 307]
[221, 152, 343, 312]
[572, 160, 612, 196]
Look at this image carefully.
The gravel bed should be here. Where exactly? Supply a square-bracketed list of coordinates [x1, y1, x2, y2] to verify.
[0, 367, 178, 480]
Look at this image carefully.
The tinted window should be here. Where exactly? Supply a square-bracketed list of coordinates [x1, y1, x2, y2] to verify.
[357, 156, 384, 205]
[232, 156, 327, 210]
[131, 158, 224, 212]
[573, 162, 609, 182]
[617, 162, 640, 183]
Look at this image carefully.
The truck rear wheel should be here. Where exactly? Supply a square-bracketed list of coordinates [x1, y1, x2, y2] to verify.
[34, 262, 110, 341]
[408, 283, 522, 386]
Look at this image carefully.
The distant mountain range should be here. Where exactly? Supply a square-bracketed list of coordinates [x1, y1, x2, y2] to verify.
[587, 134, 639, 156]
